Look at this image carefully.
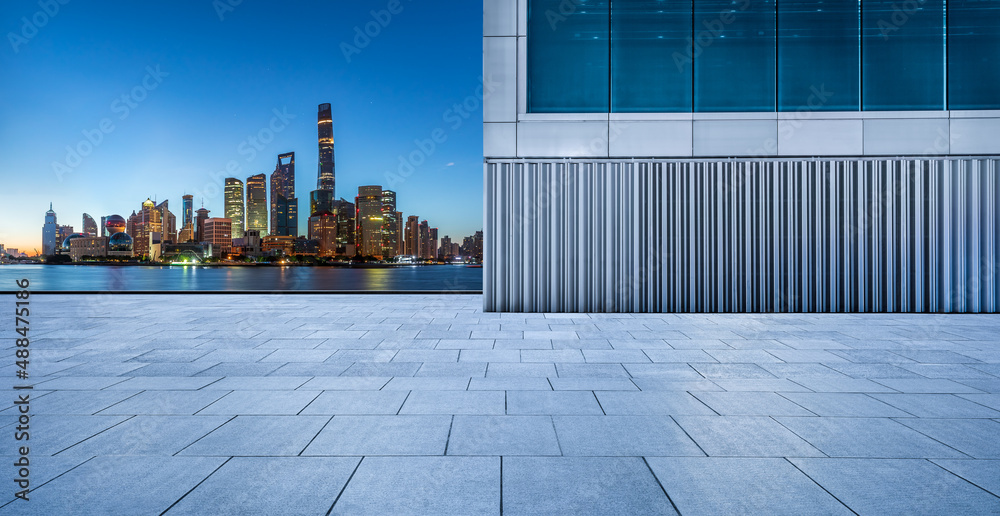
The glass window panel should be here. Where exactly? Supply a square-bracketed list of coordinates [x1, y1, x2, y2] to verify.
[694, 0, 776, 112]
[948, 0, 1000, 109]
[528, 0, 610, 113]
[778, 0, 860, 111]
[611, 0, 692, 112]
[863, 0, 945, 110]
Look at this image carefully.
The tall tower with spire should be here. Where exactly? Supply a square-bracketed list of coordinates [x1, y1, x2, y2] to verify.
[42, 203, 57, 255]
[317, 103, 335, 195]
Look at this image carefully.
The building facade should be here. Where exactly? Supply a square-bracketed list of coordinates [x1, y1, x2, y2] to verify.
[355, 185, 385, 258]
[42, 203, 57, 255]
[381, 190, 399, 258]
[483, 0, 1000, 312]
[270, 153, 298, 237]
[405, 215, 420, 257]
[202, 218, 233, 258]
[318, 103, 336, 194]
[82, 213, 98, 236]
[246, 174, 268, 235]
[69, 236, 108, 262]
[225, 178, 246, 239]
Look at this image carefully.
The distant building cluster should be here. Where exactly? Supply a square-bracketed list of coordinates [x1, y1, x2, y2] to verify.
[27, 103, 483, 264]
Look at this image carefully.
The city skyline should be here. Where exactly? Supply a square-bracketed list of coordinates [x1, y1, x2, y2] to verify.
[0, 1, 483, 253]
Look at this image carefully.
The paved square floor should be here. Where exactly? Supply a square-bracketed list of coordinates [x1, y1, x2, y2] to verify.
[3, 294, 1000, 515]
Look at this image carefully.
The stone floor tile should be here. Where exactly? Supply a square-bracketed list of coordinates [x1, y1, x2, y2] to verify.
[165, 457, 360, 515]
[555, 363, 630, 378]
[300, 390, 409, 415]
[894, 418, 1000, 458]
[647, 457, 852, 516]
[873, 378, 985, 394]
[303, 415, 451, 455]
[673, 416, 823, 457]
[595, 391, 717, 416]
[711, 379, 812, 392]
[197, 390, 320, 415]
[60, 415, 230, 456]
[296, 376, 390, 390]
[415, 361, 488, 377]
[931, 459, 1000, 497]
[105, 376, 223, 390]
[788, 376, 899, 393]
[486, 362, 556, 378]
[630, 379, 722, 391]
[869, 393, 1000, 418]
[339, 362, 421, 377]
[506, 391, 604, 415]
[553, 416, 703, 456]
[0, 456, 224, 515]
[549, 378, 639, 390]
[503, 457, 675, 516]
[448, 416, 560, 456]
[775, 417, 968, 458]
[98, 391, 228, 415]
[688, 363, 777, 379]
[779, 392, 912, 417]
[179, 416, 329, 456]
[691, 392, 816, 416]
[790, 458, 1000, 515]
[399, 390, 505, 415]
[332, 457, 499, 515]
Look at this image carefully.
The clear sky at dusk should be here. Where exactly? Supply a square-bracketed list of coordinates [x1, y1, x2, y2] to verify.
[0, 0, 484, 254]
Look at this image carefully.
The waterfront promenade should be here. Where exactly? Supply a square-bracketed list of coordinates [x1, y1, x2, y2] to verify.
[3, 294, 999, 514]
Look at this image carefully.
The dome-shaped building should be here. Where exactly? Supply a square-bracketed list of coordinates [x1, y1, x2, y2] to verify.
[108, 232, 133, 257]
[105, 214, 127, 235]
[61, 233, 89, 249]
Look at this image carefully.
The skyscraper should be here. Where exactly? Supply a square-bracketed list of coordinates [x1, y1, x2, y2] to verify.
[395, 211, 404, 256]
[245, 174, 268, 235]
[334, 199, 356, 256]
[133, 199, 162, 259]
[317, 103, 335, 195]
[381, 190, 398, 259]
[42, 203, 57, 255]
[224, 178, 246, 239]
[355, 186, 384, 258]
[429, 227, 438, 262]
[418, 220, 430, 259]
[100, 216, 107, 237]
[202, 218, 233, 258]
[195, 207, 210, 243]
[182, 195, 194, 227]
[82, 213, 97, 236]
[309, 189, 334, 218]
[405, 215, 419, 257]
[270, 153, 298, 237]
[155, 200, 175, 244]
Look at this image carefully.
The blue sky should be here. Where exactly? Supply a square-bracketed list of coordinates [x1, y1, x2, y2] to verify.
[0, 0, 483, 253]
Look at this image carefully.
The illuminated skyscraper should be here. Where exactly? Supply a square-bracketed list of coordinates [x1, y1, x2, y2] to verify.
[429, 227, 438, 262]
[270, 153, 298, 237]
[82, 213, 98, 236]
[309, 189, 334, 218]
[317, 103, 335, 194]
[224, 178, 246, 239]
[202, 218, 233, 258]
[405, 215, 419, 257]
[419, 220, 430, 259]
[334, 199, 356, 256]
[42, 203, 57, 255]
[132, 199, 162, 258]
[246, 174, 268, 235]
[381, 190, 398, 258]
[155, 200, 175, 244]
[395, 211, 404, 255]
[182, 195, 194, 228]
[355, 185, 384, 258]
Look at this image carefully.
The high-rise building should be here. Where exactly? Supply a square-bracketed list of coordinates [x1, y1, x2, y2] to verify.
[131, 199, 162, 258]
[429, 228, 438, 262]
[182, 195, 194, 228]
[155, 200, 175, 244]
[245, 174, 268, 235]
[317, 103, 335, 195]
[418, 220, 430, 260]
[309, 189, 334, 218]
[440, 236, 452, 259]
[224, 178, 246, 239]
[381, 190, 398, 259]
[82, 213, 98, 236]
[270, 153, 298, 237]
[56, 225, 73, 251]
[395, 211, 404, 256]
[405, 216, 419, 257]
[355, 185, 384, 258]
[42, 203, 57, 255]
[473, 230, 483, 262]
[195, 207, 210, 243]
[202, 218, 233, 258]
[485, 1, 1000, 312]
[334, 199, 356, 256]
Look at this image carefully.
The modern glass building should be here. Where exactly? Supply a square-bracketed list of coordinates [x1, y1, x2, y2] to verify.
[483, 0, 1000, 312]
[270, 153, 298, 237]
[245, 174, 268, 236]
[225, 178, 246, 239]
[318, 103, 336, 194]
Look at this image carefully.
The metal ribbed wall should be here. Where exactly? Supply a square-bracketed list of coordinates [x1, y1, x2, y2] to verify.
[485, 158, 999, 313]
